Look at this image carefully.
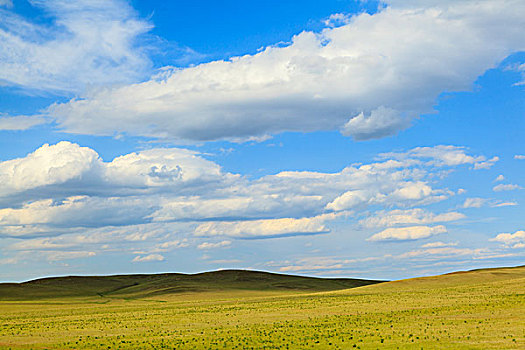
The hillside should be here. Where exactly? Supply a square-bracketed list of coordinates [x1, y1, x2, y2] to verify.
[350, 264, 525, 292]
[0, 269, 383, 300]
[0, 265, 523, 349]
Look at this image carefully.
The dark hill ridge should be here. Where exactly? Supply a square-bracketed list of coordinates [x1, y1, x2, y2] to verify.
[0, 269, 384, 300]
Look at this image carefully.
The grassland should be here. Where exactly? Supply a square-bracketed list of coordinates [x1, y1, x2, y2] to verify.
[0, 266, 523, 349]
[0, 270, 380, 301]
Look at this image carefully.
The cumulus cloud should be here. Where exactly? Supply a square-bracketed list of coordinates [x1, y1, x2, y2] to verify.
[380, 145, 497, 169]
[0, 139, 502, 278]
[325, 190, 370, 211]
[360, 208, 464, 228]
[494, 174, 505, 182]
[325, 181, 448, 212]
[493, 183, 522, 192]
[0, 0, 152, 93]
[0, 142, 489, 241]
[367, 225, 447, 242]
[515, 155, 525, 160]
[132, 254, 165, 262]
[45, 0, 525, 141]
[490, 230, 525, 248]
[0, 142, 101, 198]
[0, 141, 232, 207]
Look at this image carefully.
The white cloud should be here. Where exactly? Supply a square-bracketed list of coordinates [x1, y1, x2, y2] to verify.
[360, 208, 464, 228]
[493, 183, 522, 192]
[280, 263, 343, 273]
[340, 106, 411, 140]
[209, 259, 242, 265]
[46, 0, 525, 141]
[6, 222, 196, 266]
[0, 196, 156, 231]
[324, 13, 352, 28]
[494, 174, 505, 182]
[491, 201, 518, 208]
[490, 230, 525, 248]
[515, 62, 525, 85]
[326, 181, 448, 212]
[0, 0, 152, 93]
[391, 182, 434, 200]
[194, 215, 333, 239]
[380, 145, 496, 169]
[396, 246, 482, 259]
[276, 256, 378, 273]
[462, 197, 486, 208]
[197, 240, 232, 250]
[367, 225, 447, 242]
[133, 238, 190, 255]
[515, 155, 525, 160]
[0, 142, 100, 193]
[132, 254, 165, 262]
[0, 142, 489, 241]
[0, 257, 17, 265]
[273, 243, 502, 273]
[157, 239, 189, 250]
[0, 141, 231, 206]
[473, 156, 499, 170]
[47, 251, 96, 261]
[10, 237, 72, 251]
[421, 241, 458, 248]
[0, 115, 46, 131]
[0, 0, 12, 8]
[325, 190, 370, 211]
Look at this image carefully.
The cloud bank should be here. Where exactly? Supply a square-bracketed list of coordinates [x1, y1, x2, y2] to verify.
[44, 0, 525, 142]
[0, 142, 488, 242]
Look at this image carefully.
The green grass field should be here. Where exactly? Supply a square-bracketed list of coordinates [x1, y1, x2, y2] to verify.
[0, 266, 523, 349]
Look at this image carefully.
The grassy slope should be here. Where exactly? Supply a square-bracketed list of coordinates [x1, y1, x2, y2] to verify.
[0, 269, 381, 300]
[0, 266, 523, 349]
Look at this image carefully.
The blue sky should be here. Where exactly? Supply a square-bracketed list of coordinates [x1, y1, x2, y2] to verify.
[0, 0, 523, 282]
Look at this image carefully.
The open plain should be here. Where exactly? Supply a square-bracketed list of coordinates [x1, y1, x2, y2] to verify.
[0, 266, 523, 349]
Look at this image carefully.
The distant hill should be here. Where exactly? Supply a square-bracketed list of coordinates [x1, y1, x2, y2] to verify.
[350, 264, 525, 293]
[0, 269, 384, 300]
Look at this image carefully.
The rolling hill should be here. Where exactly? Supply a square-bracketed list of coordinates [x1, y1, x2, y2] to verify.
[0, 266, 523, 349]
[0, 269, 383, 300]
